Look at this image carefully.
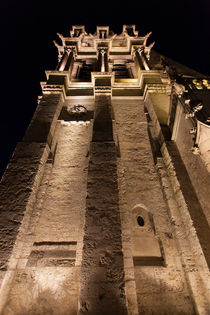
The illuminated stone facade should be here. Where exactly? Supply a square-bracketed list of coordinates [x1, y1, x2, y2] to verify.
[0, 25, 210, 314]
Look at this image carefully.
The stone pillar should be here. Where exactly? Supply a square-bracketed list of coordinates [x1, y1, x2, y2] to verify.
[98, 48, 108, 72]
[56, 49, 68, 71]
[136, 47, 150, 71]
[57, 47, 74, 72]
[64, 47, 75, 72]
[79, 94, 127, 315]
[101, 30, 106, 39]
[79, 75, 127, 314]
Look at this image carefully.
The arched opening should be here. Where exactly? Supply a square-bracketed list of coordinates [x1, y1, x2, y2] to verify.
[137, 215, 144, 227]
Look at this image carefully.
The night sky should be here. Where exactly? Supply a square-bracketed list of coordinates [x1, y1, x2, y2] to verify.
[0, 0, 210, 178]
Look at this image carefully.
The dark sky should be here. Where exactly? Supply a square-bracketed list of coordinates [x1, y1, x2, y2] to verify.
[0, 0, 210, 178]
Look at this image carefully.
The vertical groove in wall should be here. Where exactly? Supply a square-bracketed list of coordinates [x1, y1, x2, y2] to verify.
[79, 95, 127, 315]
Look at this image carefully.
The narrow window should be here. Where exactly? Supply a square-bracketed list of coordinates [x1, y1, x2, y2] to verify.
[137, 216, 144, 227]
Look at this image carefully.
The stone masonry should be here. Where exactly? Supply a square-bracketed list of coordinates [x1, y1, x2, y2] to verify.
[0, 25, 210, 314]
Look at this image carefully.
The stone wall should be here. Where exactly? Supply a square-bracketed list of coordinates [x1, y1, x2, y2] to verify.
[112, 98, 195, 314]
[0, 97, 93, 314]
[0, 90, 210, 314]
[0, 92, 64, 312]
[173, 101, 210, 229]
[145, 92, 210, 314]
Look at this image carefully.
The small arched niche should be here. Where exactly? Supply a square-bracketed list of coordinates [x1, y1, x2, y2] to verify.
[131, 205, 164, 266]
[131, 204, 154, 234]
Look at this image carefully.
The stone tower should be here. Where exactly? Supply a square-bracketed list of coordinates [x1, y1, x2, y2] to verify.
[0, 25, 210, 314]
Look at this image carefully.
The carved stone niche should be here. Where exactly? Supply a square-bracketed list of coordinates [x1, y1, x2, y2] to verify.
[96, 26, 109, 39]
[70, 25, 85, 37]
[131, 205, 164, 266]
[58, 105, 94, 121]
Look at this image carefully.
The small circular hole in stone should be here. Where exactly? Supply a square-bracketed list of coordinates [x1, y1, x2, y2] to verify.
[137, 216, 144, 227]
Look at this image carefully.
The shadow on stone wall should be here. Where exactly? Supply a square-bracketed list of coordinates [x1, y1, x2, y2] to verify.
[79, 141, 127, 315]
[167, 141, 210, 269]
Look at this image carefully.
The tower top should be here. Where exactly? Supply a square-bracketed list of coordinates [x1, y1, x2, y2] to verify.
[53, 25, 154, 62]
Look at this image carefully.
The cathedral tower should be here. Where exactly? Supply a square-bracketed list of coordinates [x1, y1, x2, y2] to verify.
[0, 25, 210, 314]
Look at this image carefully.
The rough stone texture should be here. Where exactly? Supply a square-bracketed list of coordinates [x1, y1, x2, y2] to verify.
[80, 142, 127, 315]
[0, 118, 92, 314]
[79, 95, 127, 315]
[1, 92, 209, 314]
[112, 98, 195, 314]
[145, 92, 210, 314]
[0, 142, 49, 277]
[156, 155, 210, 315]
[24, 93, 64, 145]
[166, 141, 210, 268]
